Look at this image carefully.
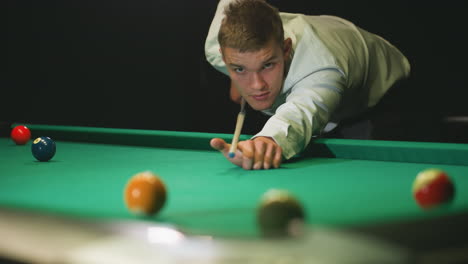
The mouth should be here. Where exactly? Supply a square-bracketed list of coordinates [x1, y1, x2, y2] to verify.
[251, 92, 270, 101]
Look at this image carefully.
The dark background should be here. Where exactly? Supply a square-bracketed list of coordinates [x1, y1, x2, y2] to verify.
[2, 0, 468, 142]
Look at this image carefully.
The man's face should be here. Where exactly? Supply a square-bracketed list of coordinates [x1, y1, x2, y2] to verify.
[222, 39, 291, 111]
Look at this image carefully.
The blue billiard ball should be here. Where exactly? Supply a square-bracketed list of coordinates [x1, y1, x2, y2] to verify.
[31, 137, 56, 162]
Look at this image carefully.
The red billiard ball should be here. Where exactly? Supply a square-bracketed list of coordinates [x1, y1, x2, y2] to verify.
[257, 189, 306, 238]
[412, 169, 455, 209]
[11, 125, 31, 145]
[124, 171, 167, 216]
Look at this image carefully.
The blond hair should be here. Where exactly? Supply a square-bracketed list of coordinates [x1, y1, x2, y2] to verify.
[218, 0, 284, 52]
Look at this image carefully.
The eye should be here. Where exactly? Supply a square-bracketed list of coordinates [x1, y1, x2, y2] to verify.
[263, 62, 274, 69]
[234, 67, 245, 73]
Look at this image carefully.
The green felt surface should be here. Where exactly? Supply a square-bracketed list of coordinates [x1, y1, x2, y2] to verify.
[1, 124, 468, 238]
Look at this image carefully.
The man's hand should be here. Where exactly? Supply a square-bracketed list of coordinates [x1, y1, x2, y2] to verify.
[230, 81, 242, 104]
[210, 136, 282, 170]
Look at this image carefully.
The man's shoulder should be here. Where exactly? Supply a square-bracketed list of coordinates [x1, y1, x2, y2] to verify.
[280, 13, 354, 26]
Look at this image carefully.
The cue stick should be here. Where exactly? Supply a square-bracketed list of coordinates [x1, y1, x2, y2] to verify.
[228, 97, 246, 158]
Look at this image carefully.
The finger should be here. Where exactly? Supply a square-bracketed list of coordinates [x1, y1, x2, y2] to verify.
[211, 138, 245, 167]
[273, 147, 283, 168]
[253, 140, 266, 170]
[263, 143, 275, 170]
[210, 138, 229, 152]
[239, 141, 254, 170]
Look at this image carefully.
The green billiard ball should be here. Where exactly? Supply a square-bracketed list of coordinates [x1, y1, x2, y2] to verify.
[257, 189, 305, 238]
[31, 137, 56, 162]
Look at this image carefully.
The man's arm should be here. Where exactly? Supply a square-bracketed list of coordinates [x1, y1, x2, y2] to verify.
[205, 0, 233, 76]
[212, 69, 345, 169]
[254, 68, 346, 159]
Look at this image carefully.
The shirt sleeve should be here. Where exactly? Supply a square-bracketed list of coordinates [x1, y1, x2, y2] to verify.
[204, 0, 233, 76]
[253, 68, 346, 159]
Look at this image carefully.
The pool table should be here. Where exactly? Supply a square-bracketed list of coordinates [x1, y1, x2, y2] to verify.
[1, 124, 468, 263]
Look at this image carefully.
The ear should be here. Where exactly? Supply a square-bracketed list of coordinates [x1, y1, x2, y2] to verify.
[283, 38, 292, 59]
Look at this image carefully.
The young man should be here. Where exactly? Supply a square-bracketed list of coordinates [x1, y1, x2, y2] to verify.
[205, 0, 410, 170]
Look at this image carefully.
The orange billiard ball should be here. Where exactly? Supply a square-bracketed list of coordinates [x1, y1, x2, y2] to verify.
[124, 171, 167, 216]
[11, 125, 31, 145]
[412, 168, 455, 209]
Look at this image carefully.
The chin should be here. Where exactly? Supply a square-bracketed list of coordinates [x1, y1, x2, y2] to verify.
[249, 101, 273, 111]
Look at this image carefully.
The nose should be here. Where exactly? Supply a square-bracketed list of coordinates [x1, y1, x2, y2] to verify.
[250, 72, 266, 90]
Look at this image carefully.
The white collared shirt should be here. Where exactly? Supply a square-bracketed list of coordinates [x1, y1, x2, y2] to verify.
[205, 0, 411, 159]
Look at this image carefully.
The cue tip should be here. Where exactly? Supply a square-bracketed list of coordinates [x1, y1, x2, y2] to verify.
[228, 152, 235, 158]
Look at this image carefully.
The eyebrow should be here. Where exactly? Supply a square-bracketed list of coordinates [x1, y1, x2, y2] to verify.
[228, 63, 244, 68]
[228, 55, 279, 69]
